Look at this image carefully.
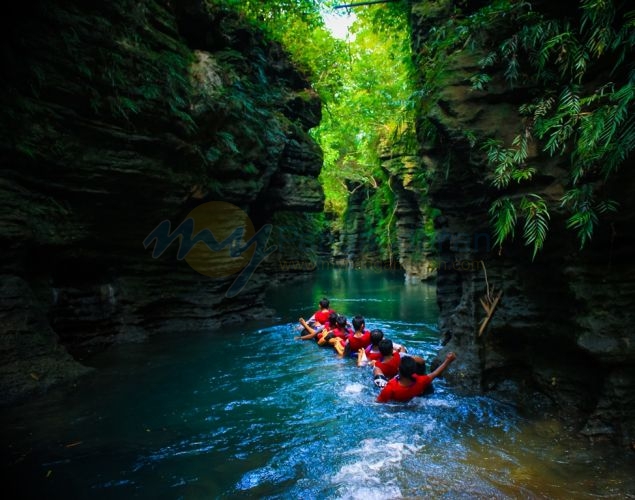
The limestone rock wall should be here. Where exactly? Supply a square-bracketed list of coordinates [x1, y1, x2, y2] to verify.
[331, 183, 371, 267]
[0, 0, 323, 404]
[333, 153, 437, 278]
[410, 0, 635, 444]
[384, 153, 436, 283]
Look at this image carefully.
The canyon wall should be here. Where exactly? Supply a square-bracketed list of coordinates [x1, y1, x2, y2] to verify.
[384, 152, 436, 282]
[0, 0, 323, 404]
[410, 0, 635, 444]
[332, 152, 436, 280]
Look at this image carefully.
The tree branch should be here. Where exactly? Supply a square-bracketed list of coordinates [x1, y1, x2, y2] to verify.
[334, 0, 399, 9]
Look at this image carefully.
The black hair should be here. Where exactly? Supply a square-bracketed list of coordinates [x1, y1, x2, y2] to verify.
[399, 356, 417, 379]
[370, 329, 384, 346]
[327, 312, 338, 326]
[319, 297, 330, 309]
[414, 356, 427, 375]
[336, 314, 347, 327]
[378, 338, 393, 356]
[352, 315, 365, 332]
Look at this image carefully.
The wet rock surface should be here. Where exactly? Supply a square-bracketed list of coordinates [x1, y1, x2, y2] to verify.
[410, 0, 635, 444]
[0, 0, 323, 403]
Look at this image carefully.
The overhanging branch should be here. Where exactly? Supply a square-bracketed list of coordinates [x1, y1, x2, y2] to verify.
[334, 0, 399, 9]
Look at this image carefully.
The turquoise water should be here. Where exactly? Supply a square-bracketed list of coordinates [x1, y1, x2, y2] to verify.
[2, 270, 634, 498]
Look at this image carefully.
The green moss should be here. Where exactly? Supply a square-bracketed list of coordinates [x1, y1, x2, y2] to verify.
[0, 0, 197, 162]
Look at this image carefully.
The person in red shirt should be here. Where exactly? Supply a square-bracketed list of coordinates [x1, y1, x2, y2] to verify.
[341, 315, 371, 358]
[295, 298, 334, 341]
[370, 339, 401, 387]
[360, 329, 385, 364]
[320, 314, 351, 351]
[295, 311, 337, 341]
[312, 297, 334, 325]
[377, 352, 457, 403]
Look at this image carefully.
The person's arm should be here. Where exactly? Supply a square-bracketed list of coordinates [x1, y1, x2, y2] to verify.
[343, 343, 350, 357]
[295, 317, 317, 340]
[333, 338, 346, 356]
[427, 352, 456, 381]
[316, 327, 334, 345]
[394, 342, 407, 353]
[372, 364, 385, 377]
[357, 348, 368, 366]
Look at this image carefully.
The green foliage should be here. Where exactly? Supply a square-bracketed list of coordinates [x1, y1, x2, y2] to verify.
[217, 131, 239, 154]
[470, 73, 492, 91]
[270, 211, 330, 263]
[419, 0, 634, 254]
[1, 0, 196, 162]
[490, 192, 552, 262]
[311, 3, 417, 245]
[483, 134, 536, 188]
[361, 177, 398, 262]
[419, 204, 441, 253]
[211, 0, 336, 79]
[415, 0, 531, 99]
[519, 194, 550, 259]
[490, 192, 550, 260]
[560, 184, 618, 248]
[220, 0, 417, 254]
[489, 197, 517, 248]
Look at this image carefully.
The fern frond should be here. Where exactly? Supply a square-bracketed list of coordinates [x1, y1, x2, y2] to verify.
[566, 208, 598, 249]
[520, 194, 550, 259]
[489, 197, 517, 248]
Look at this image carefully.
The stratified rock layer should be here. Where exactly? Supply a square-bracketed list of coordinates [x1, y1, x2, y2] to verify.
[0, 0, 323, 404]
[410, 0, 635, 444]
[385, 153, 436, 282]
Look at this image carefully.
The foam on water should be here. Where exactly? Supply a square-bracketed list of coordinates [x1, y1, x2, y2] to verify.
[329, 438, 427, 499]
[2, 270, 634, 499]
[343, 383, 366, 394]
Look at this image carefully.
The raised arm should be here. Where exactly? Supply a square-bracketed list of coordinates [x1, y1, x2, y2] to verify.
[295, 317, 317, 340]
[426, 352, 456, 381]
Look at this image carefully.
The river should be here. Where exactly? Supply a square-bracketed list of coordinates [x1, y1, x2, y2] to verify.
[2, 270, 634, 498]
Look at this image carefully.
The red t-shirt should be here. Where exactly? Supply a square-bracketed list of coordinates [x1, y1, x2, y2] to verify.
[374, 351, 401, 379]
[347, 331, 371, 352]
[332, 326, 351, 339]
[376, 374, 432, 403]
[314, 309, 333, 325]
[365, 346, 382, 361]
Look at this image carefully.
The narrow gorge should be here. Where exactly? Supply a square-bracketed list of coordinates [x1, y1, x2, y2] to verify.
[1, 0, 634, 452]
[292, 0, 635, 445]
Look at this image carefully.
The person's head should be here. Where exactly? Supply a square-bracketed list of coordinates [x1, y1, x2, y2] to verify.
[352, 315, 365, 332]
[370, 329, 384, 346]
[327, 312, 338, 327]
[413, 356, 427, 375]
[378, 338, 393, 356]
[319, 297, 330, 310]
[399, 356, 417, 379]
[336, 314, 348, 328]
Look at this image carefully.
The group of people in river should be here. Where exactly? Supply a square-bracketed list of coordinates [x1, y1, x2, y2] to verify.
[294, 297, 457, 403]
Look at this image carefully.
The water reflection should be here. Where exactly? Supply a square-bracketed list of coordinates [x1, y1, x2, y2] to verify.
[269, 269, 438, 329]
